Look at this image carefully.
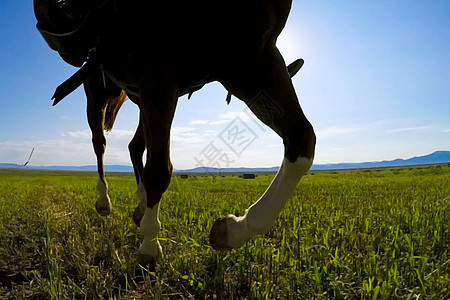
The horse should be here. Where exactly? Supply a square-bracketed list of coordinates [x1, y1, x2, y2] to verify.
[85, 58, 305, 224]
[34, 0, 316, 266]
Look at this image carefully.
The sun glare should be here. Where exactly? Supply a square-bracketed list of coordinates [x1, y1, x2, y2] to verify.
[276, 28, 300, 63]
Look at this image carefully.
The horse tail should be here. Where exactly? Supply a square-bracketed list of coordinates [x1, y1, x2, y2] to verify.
[104, 90, 127, 131]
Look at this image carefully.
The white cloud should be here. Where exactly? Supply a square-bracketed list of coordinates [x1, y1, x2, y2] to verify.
[171, 127, 200, 142]
[0, 139, 93, 166]
[0, 129, 139, 166]
[217, 111, 256, 123]
[205, 130, 219, 134]
[188, 119, 229, 126]
[208, 120, 229, 125]
[63, 130, 90, 139]
[106, 129, 136, 138]
[316, 125, 361, 139]
[171, 127, 197, 134]
[387, 125, 433, 133]
[189, 120, 210, 125]
[63, 129, 136, 141]
[3, 117, 446, 169]
[170, 126, 207, 150]
[188, 111, 257, 127]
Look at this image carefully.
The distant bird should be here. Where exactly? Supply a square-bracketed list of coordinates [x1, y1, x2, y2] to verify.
[23, 148, 35, 167]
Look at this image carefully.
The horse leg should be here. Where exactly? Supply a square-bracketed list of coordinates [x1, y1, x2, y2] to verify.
[211, 46, 316, 250]
[129, 116, 147, 226]
[85, 76, 111, 216]
[137, 74, 178, 265]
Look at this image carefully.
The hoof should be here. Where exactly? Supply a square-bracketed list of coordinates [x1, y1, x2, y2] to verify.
[137, 253, 157, 271]
[133, 206, 144, 227]
[138, 240, 163, 267]
[209, 217, 233, 251]
[95, 201, 111, 216]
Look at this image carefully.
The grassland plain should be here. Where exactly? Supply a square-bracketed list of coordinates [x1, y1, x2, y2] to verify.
[0, 165, 449, 299]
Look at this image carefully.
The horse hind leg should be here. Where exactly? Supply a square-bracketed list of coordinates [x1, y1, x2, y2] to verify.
[128, 116, 147, 226]
[211, 46, 315, 250]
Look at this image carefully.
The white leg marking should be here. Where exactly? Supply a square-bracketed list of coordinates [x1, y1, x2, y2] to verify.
[139, 203, 163, 260]
[225, 156, 312, 248]
[137, 181, 147, 214]
[96, 176, 111, 215]
[132, 179, 147, 226]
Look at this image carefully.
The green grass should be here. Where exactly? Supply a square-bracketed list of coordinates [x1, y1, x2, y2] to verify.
[0, 166, 449, 299]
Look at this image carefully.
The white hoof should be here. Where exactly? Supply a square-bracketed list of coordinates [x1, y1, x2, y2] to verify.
[96, 177, 111, 216]
[209, 214, 252, 251]
[138, 240, 163, 266]
[95, 196, 111, 216]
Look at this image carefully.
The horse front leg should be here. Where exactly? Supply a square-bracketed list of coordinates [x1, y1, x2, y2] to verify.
[85, 77, 111, 216]
[211, 46, 316, 250]
[137, 73, 178, 266]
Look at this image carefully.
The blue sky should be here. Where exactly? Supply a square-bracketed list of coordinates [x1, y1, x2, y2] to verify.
[0, 1, 449, 169]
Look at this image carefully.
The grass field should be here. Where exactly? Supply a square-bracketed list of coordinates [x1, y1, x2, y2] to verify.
[0, 165, 449, 299]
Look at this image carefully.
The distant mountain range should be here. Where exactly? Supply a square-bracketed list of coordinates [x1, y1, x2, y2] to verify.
[311, 150, 450, 170]
[1, 151, 449, 173]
